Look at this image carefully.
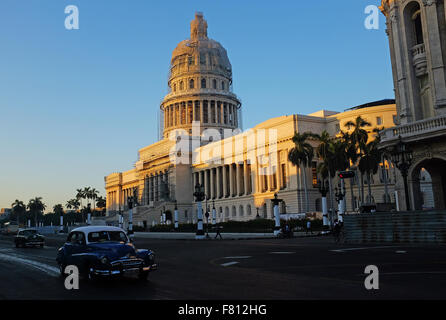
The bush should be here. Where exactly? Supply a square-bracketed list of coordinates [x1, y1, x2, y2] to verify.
[148, 218, 323, 233]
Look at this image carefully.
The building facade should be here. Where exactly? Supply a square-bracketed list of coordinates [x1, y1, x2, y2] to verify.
[105, 13, 399, 227]
[380, 0, 446, 210]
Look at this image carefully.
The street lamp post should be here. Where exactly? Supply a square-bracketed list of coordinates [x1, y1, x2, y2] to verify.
[212, 200, 216, 226]
[390, 136, 413, 211]
[335, 183, 346, 223]
[317, 179, 329, 227]
[193, 183, 205, 239]
[271, 193, 283, 236]
[174, 200, 179, 231]
[205, 208, 210, 239]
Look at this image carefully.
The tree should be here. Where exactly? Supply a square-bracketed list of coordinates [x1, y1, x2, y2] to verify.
[358, 138, 382, 204]
[11, 200, 26, 226]
[288, 132, 314, 213]
[76, 188, 85, 209]
[311, 131, 336, 216]
[90, 188, 99, 211]
[27, 197, 46, 227]
[344, 116, 372, 204]
[53, 204, 64, 216]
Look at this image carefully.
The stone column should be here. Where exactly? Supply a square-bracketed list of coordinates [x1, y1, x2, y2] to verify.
[204, 169, 209, 200]
[210, 168, 215, 199]
[200, 100, 204, 125]
[216, 167, 221, 198]
[223, 165, 228, 197]
[199, 170, 203, 186]
[236, 163, 242, 196]
[229, 164, 235, 197]
[424, 2, 446, 108]
[244, 160, 249, 195]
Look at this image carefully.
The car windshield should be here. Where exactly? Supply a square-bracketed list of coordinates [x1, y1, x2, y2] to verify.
[87, 231, 128, 243]
[23, 230, 37, 236]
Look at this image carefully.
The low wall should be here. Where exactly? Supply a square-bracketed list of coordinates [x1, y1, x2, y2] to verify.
[344, 210, 446, 243]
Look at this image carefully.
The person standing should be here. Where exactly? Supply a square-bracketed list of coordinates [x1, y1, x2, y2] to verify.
[306, 220, 312, 235]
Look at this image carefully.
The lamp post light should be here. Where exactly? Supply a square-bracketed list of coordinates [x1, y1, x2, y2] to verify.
[127, 195, 134, 240]
[390, 136, 413, 211]
[317, 179, 329, 227]
[193, 183, 205, 239]
[271, 193, 283, 236]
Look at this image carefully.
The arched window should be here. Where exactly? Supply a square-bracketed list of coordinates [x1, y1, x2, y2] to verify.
[173, 83, 176, 92]
[180, 81, 184, 90]
[247, 204, 252, 216]
[225, 207, 229, 217]
[412, 10, 423, 45]
[189, 79, 194, 89]
[232, 206, 236, 217]
[239, 205, 244, 217]
[201, 78, 206, 89]
[213, 79, 217, 89]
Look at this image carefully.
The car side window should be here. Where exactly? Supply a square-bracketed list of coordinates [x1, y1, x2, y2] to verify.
[67, 232, 77, 244]
[77, 232, 86, 245]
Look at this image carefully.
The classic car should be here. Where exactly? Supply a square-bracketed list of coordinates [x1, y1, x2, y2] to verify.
[14, 229, 45, 248]
[56, 226, 157, 281]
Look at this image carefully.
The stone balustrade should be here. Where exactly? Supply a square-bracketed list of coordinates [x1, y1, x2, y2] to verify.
[381, 114, 446, 143]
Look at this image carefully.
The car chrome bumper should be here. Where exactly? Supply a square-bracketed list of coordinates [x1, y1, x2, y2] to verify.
[90, 263, 157, 276]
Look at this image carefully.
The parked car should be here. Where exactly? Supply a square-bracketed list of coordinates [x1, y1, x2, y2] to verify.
[14, 229, 45, 248]
[56, 226, 157, 281]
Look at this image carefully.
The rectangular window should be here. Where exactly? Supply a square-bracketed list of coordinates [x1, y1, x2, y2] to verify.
[376, 117, 382, 125]
[281, 163, 287, 189]
[272, 166, 277, 190]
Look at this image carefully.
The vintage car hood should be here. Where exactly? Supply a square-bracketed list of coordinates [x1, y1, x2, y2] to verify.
[87, 242, 137, 260]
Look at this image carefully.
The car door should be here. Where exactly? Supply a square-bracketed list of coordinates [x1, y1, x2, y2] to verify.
[70, 232, 87, 268]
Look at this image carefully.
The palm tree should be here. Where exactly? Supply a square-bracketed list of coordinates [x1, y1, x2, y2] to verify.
[11, 200, 26, 226]
[358, 139, 382, 204]
[83, 187, 92, 208]
[76, 188, 84, 209]
[288, 132, 314, 213]
[90, 188, 99, 211]
[345, 116, 372, 203]
[311, 131, 336, 217]
[27, 197, 46, 227]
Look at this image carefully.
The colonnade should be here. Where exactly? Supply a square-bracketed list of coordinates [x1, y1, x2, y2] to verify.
[164, 100, 238, 129]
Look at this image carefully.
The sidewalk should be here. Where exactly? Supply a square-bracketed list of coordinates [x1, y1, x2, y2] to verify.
[134, 231, 322, 240]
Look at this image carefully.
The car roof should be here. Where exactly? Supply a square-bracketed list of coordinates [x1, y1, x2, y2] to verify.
[71, 226, 125, 234]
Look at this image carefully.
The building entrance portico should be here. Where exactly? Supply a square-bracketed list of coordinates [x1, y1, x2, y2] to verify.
[410, 157, 446, 211]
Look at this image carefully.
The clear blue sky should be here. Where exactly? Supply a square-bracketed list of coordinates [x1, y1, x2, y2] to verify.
[0, 0, 393, 212]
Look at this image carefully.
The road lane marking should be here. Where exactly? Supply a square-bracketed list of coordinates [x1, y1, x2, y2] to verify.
[269, 252, 295, 254]
[396, 251, 407, 254]
[223, 256, 251, 259]
[221, 261, 239, 267]
[331, 246, 401, 253]
[0, 253, 59, 277]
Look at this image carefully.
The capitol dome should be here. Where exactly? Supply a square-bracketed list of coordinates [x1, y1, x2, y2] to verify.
[161, 12, 241, 139]
[169, 12, 232, 83]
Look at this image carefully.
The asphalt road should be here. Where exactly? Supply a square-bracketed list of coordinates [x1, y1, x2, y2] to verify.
[0, 234, 445, 300]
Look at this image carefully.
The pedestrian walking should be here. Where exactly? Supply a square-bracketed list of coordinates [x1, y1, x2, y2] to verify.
[215, 225, 223, 239]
